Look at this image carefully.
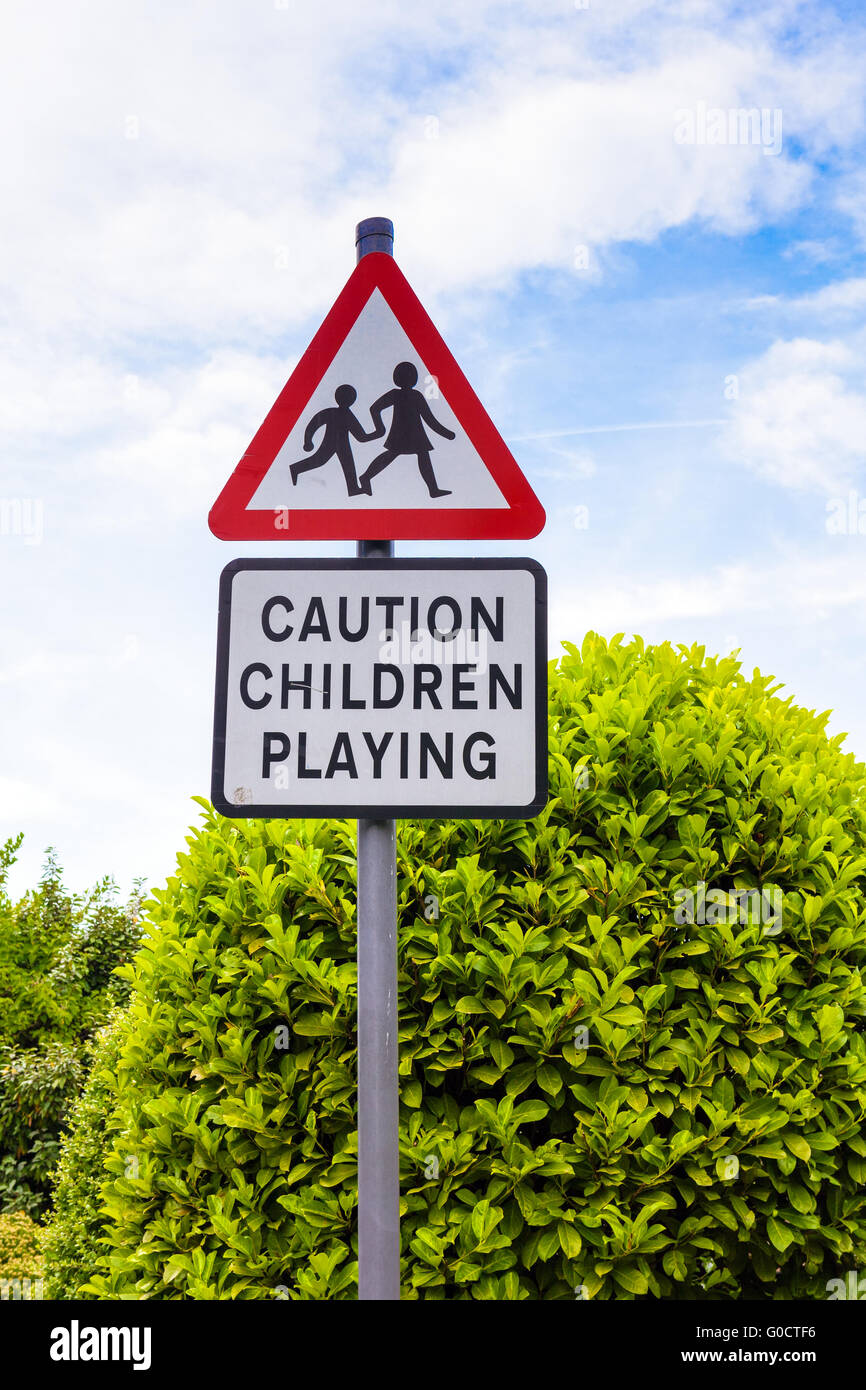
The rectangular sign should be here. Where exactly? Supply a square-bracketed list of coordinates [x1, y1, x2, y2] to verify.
[212, 558, 547, 818]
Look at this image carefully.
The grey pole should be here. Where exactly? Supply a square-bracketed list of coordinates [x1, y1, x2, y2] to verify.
[355, 217, 400, 1300]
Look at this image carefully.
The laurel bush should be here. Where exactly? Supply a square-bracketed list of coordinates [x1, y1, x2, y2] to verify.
[48, 634, 866, 1299]
[42, 1018, 123, 1300]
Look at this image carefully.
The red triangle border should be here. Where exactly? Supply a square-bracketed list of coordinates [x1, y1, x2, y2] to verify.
[208, 253, 546, 541]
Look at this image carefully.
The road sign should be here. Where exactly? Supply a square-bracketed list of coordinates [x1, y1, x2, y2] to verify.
[212, 557, 547, 818]
[207, 253, 545, 541]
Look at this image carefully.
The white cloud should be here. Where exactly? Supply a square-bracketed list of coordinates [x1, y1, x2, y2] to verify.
[781, 239, 841, 265]
[0, 777, 75, 826]
[836, 168, 866, 243]
[0, 0, 862, 349]
[0, 347, 289, 522]
[550, 549, 866, 639]
[7, 2, 860, 522]
[744, 276, 866, 319]
[0, 0, 862, 515]
[533, 447, 598, 482]
[723, 335, 866, 493]
[4, 0, 866, 898]
[376, 45, 817, 294]
[86, 349, 291, 522]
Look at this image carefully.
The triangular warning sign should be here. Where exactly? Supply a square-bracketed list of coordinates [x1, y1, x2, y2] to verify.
[208, 253, 545, 540]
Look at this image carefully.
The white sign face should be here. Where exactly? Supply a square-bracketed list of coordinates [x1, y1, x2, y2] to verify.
[247, 290, 509, 513]
[212, 559, 547, 818]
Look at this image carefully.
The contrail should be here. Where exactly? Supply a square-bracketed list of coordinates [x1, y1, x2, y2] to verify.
[509, 418, 729, 441]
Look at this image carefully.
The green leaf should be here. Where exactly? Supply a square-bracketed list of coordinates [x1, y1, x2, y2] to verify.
[469, 1064, 503, 1085]
[512, 1100, 550, 1126]
[455, 995, 487, 1014]
[557, 1221, 582, 1258]
[784, 1134, 811, 1162]
[612, 1265, 648, 1295]
[788, 1184, 814, 1214]
[747, 1024, 784, 1044]
[817, 1004, 844, 1045]
[726, 1047, 750, 1075]
[766, 1216, 794, 1253]
[536, 1064, 562, 1097]
[505, 1062, 537, 1097]
[537, 1229, 560, 1261]
[402, 1080, 422, 1108]
[606, 1005, 644, 1026]
[667, 969, 699, 989]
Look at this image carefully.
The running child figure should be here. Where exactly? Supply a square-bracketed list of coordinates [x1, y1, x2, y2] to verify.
[358, 362, 455, 498]
[290, 384, 378, 497]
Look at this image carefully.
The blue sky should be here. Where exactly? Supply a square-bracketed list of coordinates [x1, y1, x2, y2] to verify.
[2, 0, 866, 898]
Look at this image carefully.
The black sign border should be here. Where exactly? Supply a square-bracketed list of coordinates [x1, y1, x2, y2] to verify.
[212, 557, 548, 819]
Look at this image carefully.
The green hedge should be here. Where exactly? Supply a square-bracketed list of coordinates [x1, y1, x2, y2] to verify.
[47, 635, 866, 1298]
[42, 1018, 123, 1300]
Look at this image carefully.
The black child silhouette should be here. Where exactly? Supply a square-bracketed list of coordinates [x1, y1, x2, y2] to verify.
[290, 384, 379, 497]
[358, 362, 456, 498]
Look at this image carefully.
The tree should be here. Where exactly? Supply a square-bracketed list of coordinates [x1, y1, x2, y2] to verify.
[0, 843, 142, 1216]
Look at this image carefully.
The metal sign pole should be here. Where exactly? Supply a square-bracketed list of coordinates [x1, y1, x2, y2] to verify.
[355, 217, 400, 1301]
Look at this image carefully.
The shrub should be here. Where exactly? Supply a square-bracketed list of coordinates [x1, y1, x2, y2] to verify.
[49, 635, 866, 1299]
[0, 844, 143, 1215]
[0, 1211, 44, 1299]
[0, 846, 75, 1049]
[0, 1044, 84, 1216]
[42, 1019, 123, 1300]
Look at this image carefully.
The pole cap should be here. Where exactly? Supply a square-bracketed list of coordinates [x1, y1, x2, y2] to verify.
[355, 217, 394, 260]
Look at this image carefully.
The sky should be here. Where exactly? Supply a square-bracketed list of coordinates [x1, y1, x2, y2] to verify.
[2, 0, 866, 900]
